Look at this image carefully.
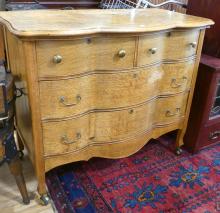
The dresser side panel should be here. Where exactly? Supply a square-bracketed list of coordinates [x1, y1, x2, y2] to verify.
[5, 29, 25, 76]
[4, 30, 35, 163]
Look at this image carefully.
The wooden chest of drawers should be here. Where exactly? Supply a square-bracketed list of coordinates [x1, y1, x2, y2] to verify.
[0, 9, 213, 203]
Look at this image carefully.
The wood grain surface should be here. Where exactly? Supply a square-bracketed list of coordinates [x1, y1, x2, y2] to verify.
[36, 30, 199, 78]
[36, 36, 136, 77]
[0, 9, 213, 38]
[137, 30, 199, 66]
[0, 9, 213, 198]
[39, 60, 194, 120]
[42, 92, 188, 157]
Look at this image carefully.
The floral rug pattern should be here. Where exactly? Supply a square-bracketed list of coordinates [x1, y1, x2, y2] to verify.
[46, 135, 220, 213]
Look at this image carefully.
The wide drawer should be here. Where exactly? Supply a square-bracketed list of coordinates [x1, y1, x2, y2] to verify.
[42, 93, 188, 156]
[137, 30, 200, 66]
[39, 60, 194, 120]
[36, 37, 136, 78]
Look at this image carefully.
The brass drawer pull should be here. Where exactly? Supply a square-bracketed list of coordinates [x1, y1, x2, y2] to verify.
[189, 42, 197, 48]
[209, 131, 220, 140]
[59, 94, 81, 107]
[61, 132, 81, 144]
[149, 48, 157, 54]
[53, 55, 63, 64]
[118, 49, 126, 58]
[171, 76, 187, 88]
[166, 108, 180, 117]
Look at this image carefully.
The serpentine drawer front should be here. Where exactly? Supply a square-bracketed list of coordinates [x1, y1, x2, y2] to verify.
[37, 37, 136, 78]
[0, 9, 213, 198]
[39, 60, 195, 120]
[42, 92, 188, 156]
[37, 30, 199, 79]
[137, 30, 200, 66]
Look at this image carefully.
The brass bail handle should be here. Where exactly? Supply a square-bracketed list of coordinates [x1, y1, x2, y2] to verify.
[166, 108, 181, 117]
[171, 76, 187, 88]
[59, 94, 81, 107]
[61, 132, 81, 144]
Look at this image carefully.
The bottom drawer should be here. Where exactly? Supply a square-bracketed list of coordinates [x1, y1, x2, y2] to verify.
[42, 93, 188, 156]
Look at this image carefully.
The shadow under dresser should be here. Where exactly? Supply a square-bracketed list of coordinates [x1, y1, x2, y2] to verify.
[0, 9, 213, 204]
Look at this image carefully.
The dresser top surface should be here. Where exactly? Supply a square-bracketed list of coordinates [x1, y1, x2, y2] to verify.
[0, 9, 214, 38]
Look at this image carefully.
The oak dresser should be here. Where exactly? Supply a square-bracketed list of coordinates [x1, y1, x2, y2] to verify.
[0, 9, 213, 204]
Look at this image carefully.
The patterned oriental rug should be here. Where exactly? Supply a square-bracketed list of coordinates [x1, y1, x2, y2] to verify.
[46, 134, 220, 213]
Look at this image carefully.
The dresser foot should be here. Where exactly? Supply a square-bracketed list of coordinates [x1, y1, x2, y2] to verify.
[18, 150, 24, 160]
[175, 147, 183, 155]
[175, 129, 185, 154]
[36, 182, 49, 205]
[37, 193, 50, 206]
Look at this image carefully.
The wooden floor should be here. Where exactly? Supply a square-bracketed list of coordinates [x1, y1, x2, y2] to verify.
[0, 151, 54, 213]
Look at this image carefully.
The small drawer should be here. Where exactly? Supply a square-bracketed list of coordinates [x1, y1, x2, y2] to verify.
[160, 60, 195, 95]
[137, 30, 200, 66]
[155, 93, 189, 124]
[36, 36, 136, 78]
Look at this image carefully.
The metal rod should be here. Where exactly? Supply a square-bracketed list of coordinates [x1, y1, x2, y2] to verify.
[100, 0, 187, 9]
[143, 0, 186, 8]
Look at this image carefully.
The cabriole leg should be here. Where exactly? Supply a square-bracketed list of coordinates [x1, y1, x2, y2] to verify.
[175, 129, 184, 155]
[36, 175, 50, 206]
